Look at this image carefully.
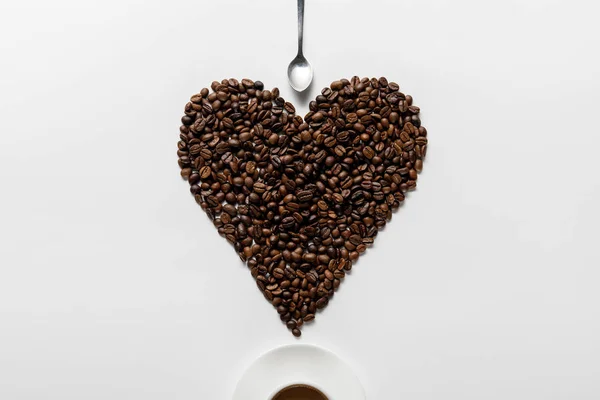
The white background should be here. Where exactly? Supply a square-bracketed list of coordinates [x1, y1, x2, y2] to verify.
[1, 0, 599, 399]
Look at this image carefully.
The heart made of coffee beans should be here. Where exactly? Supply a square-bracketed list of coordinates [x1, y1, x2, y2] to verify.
[177, 77, 427, 336]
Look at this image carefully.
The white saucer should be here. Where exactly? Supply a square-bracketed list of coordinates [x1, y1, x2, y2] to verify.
[233, 344, 365, 400]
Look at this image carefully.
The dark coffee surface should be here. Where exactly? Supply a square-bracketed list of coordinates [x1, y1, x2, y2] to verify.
[271, 384, 328, 400]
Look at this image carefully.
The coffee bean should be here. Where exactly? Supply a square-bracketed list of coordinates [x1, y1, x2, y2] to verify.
[273, 268, 284, 279]
[331, 80, 344, 90]
[286, 320, 297, 330]
[363, 146, 375, 159]
[295, 190, 311, 203]
[284, 102, 296, 114]
[177, 77, 427, 336]
[316, 297, 328, 309]
[415, 159, 423, 172]
[349, 234, 362, 246]
[180, 167, 191, 179]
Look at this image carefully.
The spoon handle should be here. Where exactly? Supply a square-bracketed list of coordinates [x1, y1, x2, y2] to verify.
[297, 0, 305, 56]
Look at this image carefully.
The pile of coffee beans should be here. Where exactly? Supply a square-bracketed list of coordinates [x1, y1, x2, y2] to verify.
[177, 77, 427, 336]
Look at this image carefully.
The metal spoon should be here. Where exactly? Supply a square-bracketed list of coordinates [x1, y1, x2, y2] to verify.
[287, 0, 313, 92]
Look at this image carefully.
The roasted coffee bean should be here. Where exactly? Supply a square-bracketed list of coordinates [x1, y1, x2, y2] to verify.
[316, 297, 329, 309]
[177, 77, 427, 336]
[297, 189, 313, 202]
[273, 268, 284, 279]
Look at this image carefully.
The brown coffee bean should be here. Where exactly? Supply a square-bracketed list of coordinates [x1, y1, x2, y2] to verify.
[316, 297, 328, 309]
[349, 234, 362, 246]
[273, 268, 284, 279]
[303, 314, 315, 322]
[200, 166, 212, 179]
[331, 80, 344, 90]
[286, 320, 297, 330]
[363, 146, 375, 159]
[246, 161, 256, 174]
[180, 168, 192, 179]
[284, 102, 296, 114]
[415, 159, 423, 172]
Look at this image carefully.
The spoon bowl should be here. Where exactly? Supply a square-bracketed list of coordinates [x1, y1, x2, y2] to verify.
[287, 55, 313, 92]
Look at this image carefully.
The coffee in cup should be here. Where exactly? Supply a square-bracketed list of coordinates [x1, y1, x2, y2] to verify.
[271, 384, 328, 400]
